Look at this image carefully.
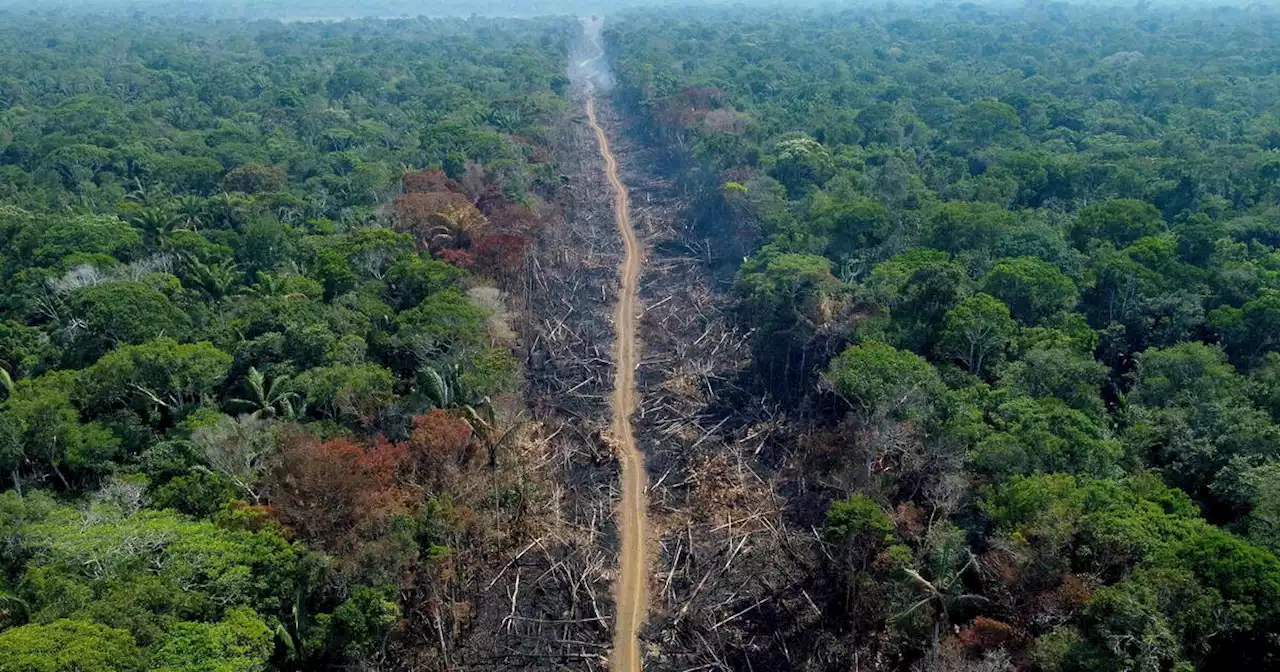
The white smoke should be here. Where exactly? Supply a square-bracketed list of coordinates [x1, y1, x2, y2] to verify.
[568, 16, 613, 94]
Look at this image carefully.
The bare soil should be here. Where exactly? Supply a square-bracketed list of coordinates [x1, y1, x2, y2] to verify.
[587, 95, 650, 672]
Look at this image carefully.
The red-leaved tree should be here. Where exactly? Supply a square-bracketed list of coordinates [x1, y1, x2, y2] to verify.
[402, 168, 463, 194]
[472, 233, 531, 281]
[391, 192, 486, 252]
[268, 430, 409, 564]
[401, 410, 475, 491]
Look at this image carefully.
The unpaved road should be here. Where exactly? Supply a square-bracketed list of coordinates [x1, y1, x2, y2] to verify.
[587, 95, 648, 672]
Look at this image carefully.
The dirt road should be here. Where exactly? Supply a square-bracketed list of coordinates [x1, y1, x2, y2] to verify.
[587, 95, 648, 672]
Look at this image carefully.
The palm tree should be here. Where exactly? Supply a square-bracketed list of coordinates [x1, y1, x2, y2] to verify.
[124, 178, 168, 208]
[897, 548, 990, 656]
[134, 207, 180, 240]
[487, 105, 524, 133]
[184, 256, 242, 300]
[229, 367, 300, 419]
[275, 586, 314, 665]
[248, 270, 285, 297]
[417, 364, 521, 468]
[172, 195, 207, 230]
[418, 364, 458, 410]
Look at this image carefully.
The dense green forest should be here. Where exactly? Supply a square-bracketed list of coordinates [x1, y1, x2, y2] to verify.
[609, 3, 1280, 670]
[0, 12, 572, 671]
[6, 2, 1280, 671]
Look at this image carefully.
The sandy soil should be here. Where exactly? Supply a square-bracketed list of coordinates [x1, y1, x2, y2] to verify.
[587, 95, 648, 672]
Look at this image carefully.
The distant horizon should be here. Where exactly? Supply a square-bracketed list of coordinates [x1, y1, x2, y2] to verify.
[1, 0, 1277, 21]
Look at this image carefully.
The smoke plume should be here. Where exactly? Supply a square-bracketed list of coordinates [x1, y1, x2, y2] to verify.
[568, 16, 613, 93]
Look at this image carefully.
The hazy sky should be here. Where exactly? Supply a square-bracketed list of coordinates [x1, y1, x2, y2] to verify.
[0, 0, 690, 19]
[0, 0, 1272, 21]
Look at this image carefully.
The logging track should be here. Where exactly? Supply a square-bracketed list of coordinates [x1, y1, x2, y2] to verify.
[587, 94, 649, 672]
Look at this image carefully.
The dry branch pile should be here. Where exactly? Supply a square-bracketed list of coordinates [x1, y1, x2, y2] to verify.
[434, 91, 631, 671]
[578, 104, 851, 671]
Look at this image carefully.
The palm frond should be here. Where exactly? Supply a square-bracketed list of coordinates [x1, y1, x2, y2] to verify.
[419, 366, 452, 408]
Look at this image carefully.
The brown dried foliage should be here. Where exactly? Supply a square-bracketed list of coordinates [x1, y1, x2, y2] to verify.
[402, 168, 463, 194]
[391, 191, 487, 252]
[957, 617, 1019, 653]
[267, 412, 478, 572]
[268, 430, 410, 562]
